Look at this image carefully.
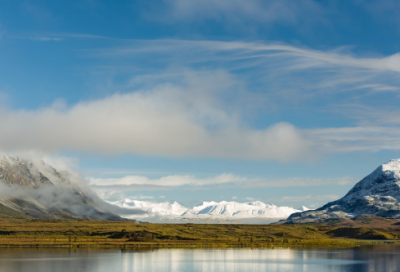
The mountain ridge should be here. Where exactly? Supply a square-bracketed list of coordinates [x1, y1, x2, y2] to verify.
[109, 198, 306, 222]
[0, 155, 125, 220]
[284, 159, 400, 223]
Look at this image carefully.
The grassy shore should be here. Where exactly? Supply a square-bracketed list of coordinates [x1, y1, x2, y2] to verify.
[0, 218, 400, 249]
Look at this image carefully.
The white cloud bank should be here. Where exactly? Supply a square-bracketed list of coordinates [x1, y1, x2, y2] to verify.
[0, 73, 309, 161]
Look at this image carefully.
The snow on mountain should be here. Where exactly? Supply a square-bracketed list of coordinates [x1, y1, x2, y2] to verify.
[109, 199, 188, 217]
[183, 201, 300, 218]
[108, 199, 303, 222]
[286, 159, 400, 223]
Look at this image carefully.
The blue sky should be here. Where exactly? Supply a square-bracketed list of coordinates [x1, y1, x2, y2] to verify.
[1, 0, 400, 208]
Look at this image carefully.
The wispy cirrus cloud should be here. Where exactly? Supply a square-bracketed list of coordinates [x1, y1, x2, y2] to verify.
[88, 173, 245, 187]
[93, 39, 400, 111]
[97, 39, 400, 72]
[308, 126, 400, 153]
[88, 173, 357, 191]
[238, 177, 357, 189]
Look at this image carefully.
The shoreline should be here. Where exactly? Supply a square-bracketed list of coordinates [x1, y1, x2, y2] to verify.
[0, 239, 399, 249]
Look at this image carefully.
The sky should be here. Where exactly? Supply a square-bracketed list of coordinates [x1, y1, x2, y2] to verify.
[1, 0, 400, 209]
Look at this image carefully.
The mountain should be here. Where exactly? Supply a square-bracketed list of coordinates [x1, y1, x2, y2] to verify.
[110, 199, 188, 217]
[285, 159, 400, 223]
[109, 199, 305, 223]
[0, 155, 123, 220]
[182, 201, 302, 218]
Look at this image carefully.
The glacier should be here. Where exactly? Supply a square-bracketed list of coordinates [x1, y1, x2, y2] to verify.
[108, 199, 306, 223]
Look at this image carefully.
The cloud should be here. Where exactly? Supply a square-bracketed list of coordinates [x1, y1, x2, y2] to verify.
[3, 38, 400, 157]
[96, 39, 400, 112]
[100, 39, 400, 73]
[308, 126, 400, 153]
[350, 84, 399, 93]
[354, 107, 400, 126]
[88, 173, 245, 187]
[94, 39, 400, 154]
[0, 155, 146, 217]
[239, 177, 357, 188]
[88, 173, 357, 192]
[0, 70, 310, 161]
[95, 190, 155, 201]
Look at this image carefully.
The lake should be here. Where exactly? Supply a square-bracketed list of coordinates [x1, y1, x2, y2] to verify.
[0, 245, 399, 272]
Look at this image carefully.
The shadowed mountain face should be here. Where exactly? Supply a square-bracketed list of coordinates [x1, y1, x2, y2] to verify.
[285, 159, 400, 224]
[0, 156, 123, 220]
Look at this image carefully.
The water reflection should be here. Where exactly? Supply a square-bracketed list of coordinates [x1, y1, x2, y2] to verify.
[0, 245, 399, 272]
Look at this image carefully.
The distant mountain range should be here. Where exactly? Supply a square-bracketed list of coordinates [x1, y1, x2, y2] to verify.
[0, 156, 125, 220]
[109, 198, 308, 223]
[5, 155, 400, 225]
[284, 159, 400, 223]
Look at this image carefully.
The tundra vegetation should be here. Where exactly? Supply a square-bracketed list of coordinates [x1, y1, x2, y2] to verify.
[1, 215, 400, 249]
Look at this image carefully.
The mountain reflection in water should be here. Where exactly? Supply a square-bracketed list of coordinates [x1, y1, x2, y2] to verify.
[0, 245, 399, 272]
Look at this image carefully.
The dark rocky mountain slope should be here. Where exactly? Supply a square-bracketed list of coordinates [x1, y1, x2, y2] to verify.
[284, 159, 400, 224]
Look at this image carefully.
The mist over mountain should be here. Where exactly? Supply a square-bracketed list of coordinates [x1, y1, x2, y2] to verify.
[0, 155, 142, 220]
[285, 159, 400, 223]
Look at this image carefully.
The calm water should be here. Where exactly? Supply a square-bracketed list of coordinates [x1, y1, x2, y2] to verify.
[0, 245, 400, 272]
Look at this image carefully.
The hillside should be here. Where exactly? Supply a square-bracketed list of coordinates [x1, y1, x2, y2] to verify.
[0, 156, 123, 220]
[0, 217, 400, 249]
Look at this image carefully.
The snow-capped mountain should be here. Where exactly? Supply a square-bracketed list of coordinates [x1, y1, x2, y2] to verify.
[109, 199, 305, 222]
[286, 159, 400, 223]
[183, 201, 300, 218]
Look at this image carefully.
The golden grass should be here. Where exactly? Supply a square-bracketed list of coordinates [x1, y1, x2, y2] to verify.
[0, 218, 399, 249]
